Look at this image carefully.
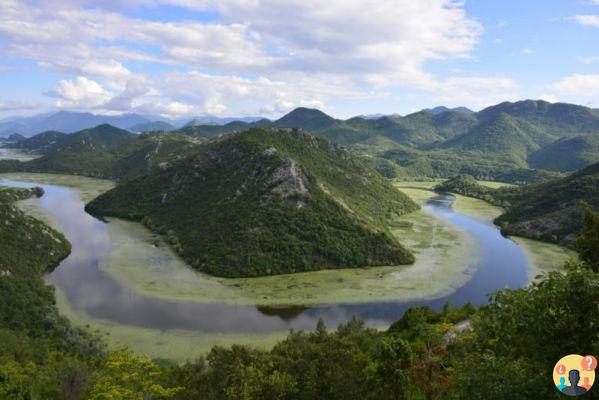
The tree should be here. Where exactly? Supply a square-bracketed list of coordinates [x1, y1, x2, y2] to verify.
[369, 334, 412, 400]
[87, 348, 181, 400]
[574, 202, 599, 272]
[450, 267, 599, 399]
[0, 361, 36, 400]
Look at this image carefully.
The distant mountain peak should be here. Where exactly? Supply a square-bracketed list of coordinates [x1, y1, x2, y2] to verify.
[275, 107, 336, 130]
[422, 106, 474, 115]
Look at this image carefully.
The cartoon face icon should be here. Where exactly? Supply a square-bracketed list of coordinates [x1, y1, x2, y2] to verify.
[554, 355, 596, 397]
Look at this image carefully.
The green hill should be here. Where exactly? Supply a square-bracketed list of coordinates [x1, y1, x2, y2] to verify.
[86, 127, 418, 277]
[6, 130, 67, 154]
[0, 186, 70, 277]
[273, 107, 336, 131]
[434, 174, 501, 205]
[478, 100, 599, 136]
[383, 111, 478, 147]
[6, 124, 135, 178]
[438, 113, 555, 166]
[0, 127, 202, 181]
[495, 162, 599, 244]
[528, 134, 599, 172]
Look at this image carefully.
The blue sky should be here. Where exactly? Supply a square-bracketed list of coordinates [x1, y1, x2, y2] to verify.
[0, 0, 598, 119]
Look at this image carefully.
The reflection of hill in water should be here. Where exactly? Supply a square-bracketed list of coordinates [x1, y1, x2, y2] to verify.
[256, 305, 310, 321]
[426, 194, 454, 210]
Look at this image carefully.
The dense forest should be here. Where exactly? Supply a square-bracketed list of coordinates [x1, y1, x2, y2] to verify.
[0, 186, 70, 277]
[0, 195, 597, 398]
[86, 128, 418, 277]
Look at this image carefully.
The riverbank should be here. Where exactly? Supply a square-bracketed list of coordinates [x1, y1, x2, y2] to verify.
[1, 172, 480, 307]
[396, 181, 575, 276]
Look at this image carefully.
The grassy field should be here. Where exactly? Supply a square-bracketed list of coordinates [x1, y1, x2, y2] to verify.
[451, 194, 504, 222]
[513, 237, 576, 278]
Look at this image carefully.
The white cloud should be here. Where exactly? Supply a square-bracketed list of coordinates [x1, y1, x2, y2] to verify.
[103, 79, 150, 110]
[0, 0, 482, 86]
[521, 48, 533, 54]
[159, 71, 382, 117]
[582, 56, 599, 64]
[46, 76, 113, 109]
[132, 101, 204, 118]
[575, 15, 599, 27]
[0, 0, 495, 116]
[38, 59, 132, 87]
[548, 74, 599, 96]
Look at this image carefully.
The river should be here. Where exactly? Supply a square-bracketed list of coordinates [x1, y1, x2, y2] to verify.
[0, 178, 533, 334]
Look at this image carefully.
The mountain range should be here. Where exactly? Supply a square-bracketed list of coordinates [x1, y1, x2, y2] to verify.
[2, 101, 598, 273]
[0, 111, 151, 136]
[0, 111, 268, 137]
[176, 100, 599, 180]
[3, 100, 599, 183]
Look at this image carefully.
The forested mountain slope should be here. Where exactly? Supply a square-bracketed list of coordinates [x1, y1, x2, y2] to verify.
[86, 128, 418, 277]
[177, 100, 599, 181]
[0, 186, 70, 277]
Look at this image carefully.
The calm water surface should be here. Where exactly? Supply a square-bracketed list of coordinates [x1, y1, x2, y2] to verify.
[0, 180, 529, 333]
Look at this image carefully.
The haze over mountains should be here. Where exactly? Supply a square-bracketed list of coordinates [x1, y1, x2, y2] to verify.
[0, 111, 266, 137]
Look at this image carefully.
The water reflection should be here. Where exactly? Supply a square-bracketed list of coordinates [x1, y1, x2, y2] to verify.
[0, 180, 530, 333]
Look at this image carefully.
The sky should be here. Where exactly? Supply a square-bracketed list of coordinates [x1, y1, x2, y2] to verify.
[0, 0, 598, 119]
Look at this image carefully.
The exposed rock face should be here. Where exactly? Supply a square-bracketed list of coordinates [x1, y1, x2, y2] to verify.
[269, 159, 309, 198]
